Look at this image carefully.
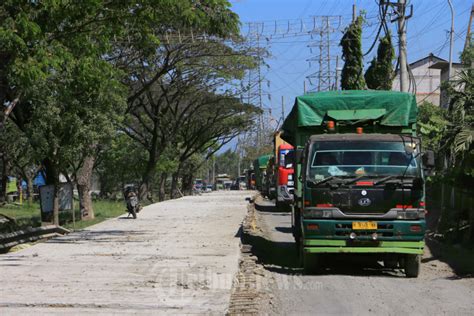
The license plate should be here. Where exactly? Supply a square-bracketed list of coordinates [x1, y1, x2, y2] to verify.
[352, 221, 377, 230]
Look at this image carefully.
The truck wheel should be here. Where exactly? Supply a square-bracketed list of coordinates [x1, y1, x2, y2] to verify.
[303, 253, 322, 275]
[404, 254, 420, 278]
[300, 241, 322, 274]
[384, 259, 399, 269]
[275, 201, 285, 212]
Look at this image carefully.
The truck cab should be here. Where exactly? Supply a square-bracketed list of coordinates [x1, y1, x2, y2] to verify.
[294, 133, 430, 277]
[276, 143, 295, 210]
[281, 90, 434, 277]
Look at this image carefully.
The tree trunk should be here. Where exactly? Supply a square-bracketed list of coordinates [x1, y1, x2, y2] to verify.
[43, 158, 60, 225]
[158, 172, 167, 201]
[140, 150, 157, 201]
[26, 174, 34, 205]
[53, 182, 59, 226]
[0, 155, 9, 203]
[182, 173, 194, 196]
[77, 155, 95, 220]
[170, 171, 179, 199]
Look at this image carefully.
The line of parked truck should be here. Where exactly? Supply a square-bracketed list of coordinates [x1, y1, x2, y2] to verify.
[252, 90, 435, 277]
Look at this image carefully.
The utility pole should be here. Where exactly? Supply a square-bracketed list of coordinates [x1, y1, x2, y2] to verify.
[385, 0, 412, 92]
[352, 4, 357, 22]
[447, 0, 455, 82]
[398, 0, 409, 92]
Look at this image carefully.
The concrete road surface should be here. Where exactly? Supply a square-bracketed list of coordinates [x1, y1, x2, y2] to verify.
[0, 191, 250, 315]
[253, 199, 474, 316]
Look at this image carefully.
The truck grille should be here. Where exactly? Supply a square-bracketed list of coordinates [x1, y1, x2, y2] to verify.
[334, 223, 394, 237]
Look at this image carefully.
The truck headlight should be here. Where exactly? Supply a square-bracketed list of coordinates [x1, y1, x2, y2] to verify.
[303, 209, 332, 218]
[396, 210, 425, 219]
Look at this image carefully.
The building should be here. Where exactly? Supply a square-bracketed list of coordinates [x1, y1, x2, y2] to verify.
[429, 61, 467, 108]
[392, 53, 446, 106]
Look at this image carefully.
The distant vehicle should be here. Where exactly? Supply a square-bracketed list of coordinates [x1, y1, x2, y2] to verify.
[253, 155, 271, 194]
[193, 178, 204, 191]
[238, 175, 247, 190]
[205, 185, 213, 192]
[224, 180, 233, 190]
[274, 133, 295, 211]
[246, 169, 256, 190]
[215, 174, 231, 190]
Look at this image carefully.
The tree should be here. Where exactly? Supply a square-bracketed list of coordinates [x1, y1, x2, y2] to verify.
[365, 31, 395, 90]
[124, 40, 256, 200]
[168, 94, 258, 197]
[1, 0, 241, 222]
[417, 102, 448, 154]
[340, 15, 366, 90]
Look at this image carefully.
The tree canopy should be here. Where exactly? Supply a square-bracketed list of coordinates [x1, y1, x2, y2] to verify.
[340, 15, 366, 90]
[365, 31, 395, 90]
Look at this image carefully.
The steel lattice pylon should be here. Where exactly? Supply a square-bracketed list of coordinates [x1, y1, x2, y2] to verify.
[306, 16, 342, 92]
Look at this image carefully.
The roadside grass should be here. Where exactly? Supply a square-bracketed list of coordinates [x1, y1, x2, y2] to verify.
[63, 200, 125, 230]
[0, 202, 41, 219]
[0, 200, 126, 232]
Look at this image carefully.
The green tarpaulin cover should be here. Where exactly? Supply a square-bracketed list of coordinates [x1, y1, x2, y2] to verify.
[282, 90, 417, 137]
[255, 154, 271, 169]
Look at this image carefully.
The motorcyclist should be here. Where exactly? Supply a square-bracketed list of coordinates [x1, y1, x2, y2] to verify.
[124, 185, 141, 219]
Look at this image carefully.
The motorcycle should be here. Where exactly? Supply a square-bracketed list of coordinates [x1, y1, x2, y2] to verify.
[124, 185, 141, 219]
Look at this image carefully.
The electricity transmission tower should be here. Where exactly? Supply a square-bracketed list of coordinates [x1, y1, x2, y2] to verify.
[244, 22, 271, 147]
[306, 16, 342, 92]
[242, 16, 343, 144]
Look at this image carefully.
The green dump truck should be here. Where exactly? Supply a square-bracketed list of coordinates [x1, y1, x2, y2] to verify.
[253, 154, 272, 194]
[281, 90, 434, 277]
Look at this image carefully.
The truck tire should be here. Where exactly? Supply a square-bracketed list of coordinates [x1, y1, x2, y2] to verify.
[275, 201, 287, 212]
[384, 259, 399, 269]
[404, 254, 420, 278]
[300, 241, 322, 274]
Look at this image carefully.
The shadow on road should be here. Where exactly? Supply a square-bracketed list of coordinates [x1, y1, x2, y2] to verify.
[245, 227, 405, 277]
[254, 200, 278, 213]
[45, 229, 150, 244]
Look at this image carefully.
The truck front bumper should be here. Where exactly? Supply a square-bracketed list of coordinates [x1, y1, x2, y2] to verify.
[303, 239, 424, 254]
[302, 218, 425, 255]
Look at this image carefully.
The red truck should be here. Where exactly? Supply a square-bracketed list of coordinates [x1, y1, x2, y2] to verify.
[275, 134, 295, 211]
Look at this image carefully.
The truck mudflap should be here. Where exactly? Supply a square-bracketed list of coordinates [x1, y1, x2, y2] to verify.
[303, 240, 424, 254]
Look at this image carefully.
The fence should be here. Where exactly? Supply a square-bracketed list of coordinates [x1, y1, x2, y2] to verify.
[427, 182, 474, 245]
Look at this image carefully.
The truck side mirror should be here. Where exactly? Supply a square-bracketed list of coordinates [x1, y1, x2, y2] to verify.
[422, 150, 435, 169]
[295, 148, 304, 164]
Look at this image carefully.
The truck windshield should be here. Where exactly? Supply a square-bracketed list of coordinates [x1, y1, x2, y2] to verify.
[308, 141, 420, 180]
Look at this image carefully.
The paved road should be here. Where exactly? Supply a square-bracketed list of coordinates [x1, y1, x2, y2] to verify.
[254, 199, 474, 316]
[0, 191, 250, 315]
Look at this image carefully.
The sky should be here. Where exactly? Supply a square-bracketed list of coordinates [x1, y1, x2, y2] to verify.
[231, 0, 472, 116]
[221, 0, 473, 153]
